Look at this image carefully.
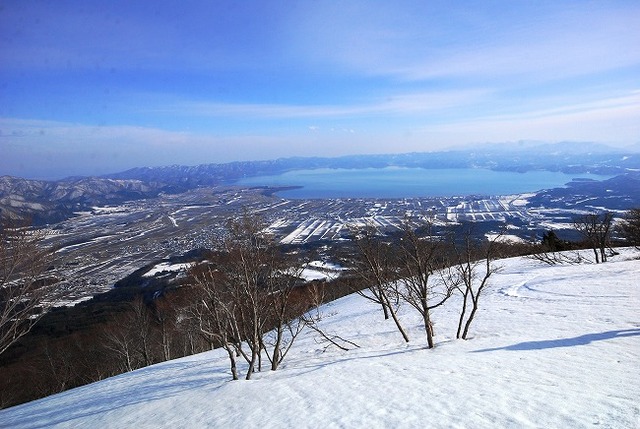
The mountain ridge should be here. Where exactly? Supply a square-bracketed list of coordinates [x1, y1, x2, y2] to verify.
[2, 146, 640, 224]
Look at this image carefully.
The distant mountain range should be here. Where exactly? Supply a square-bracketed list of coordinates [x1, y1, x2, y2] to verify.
[105, 144, 640, 185]
[2, 144, 640, 224]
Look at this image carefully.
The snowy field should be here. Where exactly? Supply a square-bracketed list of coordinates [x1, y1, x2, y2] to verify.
[2, 249, 639, 428]
[298, 260, 346, 281]
[142, 262, 194, 278]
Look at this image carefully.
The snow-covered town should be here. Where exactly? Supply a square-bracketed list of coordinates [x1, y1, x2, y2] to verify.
[37, 181, 633, 305]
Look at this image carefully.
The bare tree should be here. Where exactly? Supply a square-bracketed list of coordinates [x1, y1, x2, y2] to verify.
[616, 208, 640, 249]
[34, 339, 79, 396]
[396, 220, 453, 349]
[129, 295, 155, 367]
[351, 226, 410, 342]
[574, 212, 614, 263]
[261, 263, 311, 372]
[190, 264, 243, 380]
[189, 212, 320, 380]
[221, 214, 274, 379]
[450, 229, 501, 340]
[0, 221, 67, 356]
[303, 283, 359, 352]
[101, 296, 158, 372]
[169, 289, 209, 358]
[101, 319, 137, 373]
[152, 295, 177, 362]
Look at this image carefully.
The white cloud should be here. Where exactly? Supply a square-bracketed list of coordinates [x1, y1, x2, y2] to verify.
[415, 92, 640, 146]
[285, 2, 640, 84]
[0, 118, 296, 178]
[151, 88, 491, 119]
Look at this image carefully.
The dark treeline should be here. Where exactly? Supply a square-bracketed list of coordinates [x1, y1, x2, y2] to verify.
[0, 257, 358, 408]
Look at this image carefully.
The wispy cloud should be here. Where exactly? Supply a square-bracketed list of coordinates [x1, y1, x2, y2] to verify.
[0, 119, 291, 178]
[286, 2, 640, 83]
[416, 92, 640, 145]
[148, 89, 491, 119]
[471, 92, 640, 123]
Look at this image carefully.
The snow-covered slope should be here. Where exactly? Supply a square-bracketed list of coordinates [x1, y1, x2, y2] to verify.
[2, 250, 639, 428]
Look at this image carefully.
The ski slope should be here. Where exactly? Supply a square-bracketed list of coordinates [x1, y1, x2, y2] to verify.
[2, 249, 639, 428]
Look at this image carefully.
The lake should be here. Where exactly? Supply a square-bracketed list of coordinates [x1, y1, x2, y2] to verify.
[235, 167, 610, 199]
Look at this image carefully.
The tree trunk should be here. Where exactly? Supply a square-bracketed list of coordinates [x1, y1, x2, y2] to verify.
[389, 306, 410, 343]
[246, 351, 256, 380]
[271, 330, 282, 371]
[423, 311, 434, 349]
[461, 301, 479, 340]
[225, 346, 238, 380]
[381, 301, 390, 320]
[382, 294, 409, 343]
[456, 288, 469, 339]
[160, 324, 171, 361]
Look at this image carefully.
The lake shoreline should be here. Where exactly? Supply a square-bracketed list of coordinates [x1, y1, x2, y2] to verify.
[235, 167, 612, 199]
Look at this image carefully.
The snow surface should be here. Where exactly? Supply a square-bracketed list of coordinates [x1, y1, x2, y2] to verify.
[298, 268, 339, 281]
[2, 250, 639, 428]
[142, 262, 194, 277]
[298, 260, 346, 281]
[485, 233, 525, 243]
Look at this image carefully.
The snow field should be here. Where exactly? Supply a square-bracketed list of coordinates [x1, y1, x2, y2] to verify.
[142, 262, 194, 277]
[1, 249, 638, 428]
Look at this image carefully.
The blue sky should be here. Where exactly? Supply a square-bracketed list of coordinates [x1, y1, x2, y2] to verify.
[1, 1, 639, 179]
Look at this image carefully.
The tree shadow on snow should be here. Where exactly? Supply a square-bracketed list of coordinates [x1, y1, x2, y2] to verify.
[472, 329, 640, 353]
[3, 359, 227, 429]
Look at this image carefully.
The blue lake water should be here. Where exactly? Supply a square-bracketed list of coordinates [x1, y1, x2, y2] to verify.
[236, 167, 610, 199]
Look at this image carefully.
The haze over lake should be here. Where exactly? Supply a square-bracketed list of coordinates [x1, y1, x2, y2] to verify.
[236, 167, 610, 199]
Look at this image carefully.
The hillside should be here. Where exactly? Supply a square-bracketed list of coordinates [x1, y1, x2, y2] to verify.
[1, 250, 639, 428]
